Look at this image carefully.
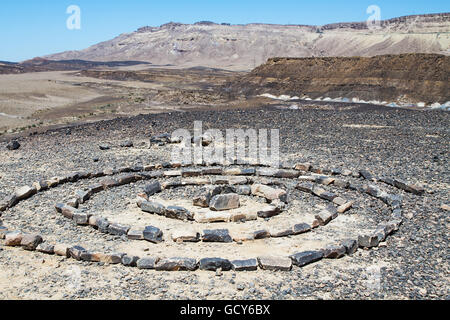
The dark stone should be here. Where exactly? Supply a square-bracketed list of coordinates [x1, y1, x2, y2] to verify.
[257, 256, 292, 271]
[54, 203, 65, 213]
[296, 182, 314, 193]
[292, 223, 312, 235]
[72, 211, 90, 225]
[257, 206, 281, 218]
[253, 230, 270, 239]
[108, 224, 130, 236]
[359, 170, 373, 180]
[202, 168, 223, 175]
[155, 257, 198, 271]
[118, 174, 138, 185]
[68, 246, 87, 261]
[202, 229, 232, 243]
[93, 217, 110, 233]
[322, 245, 346, 259]
[231, 259, 258, 271]
[6, 140, 20, 150]
[88, 183, 104, 194]
[122, 255, 140, 267]
[181, 169, 203, 177]
[66, 172, 80, 182]
[358, 234, 380, 248]
[318, 191, 338, 202]
[100, 178, 119, 189]
[141, 201, 166, 215]
[232, 185, 252, 195]
[150, 133, 171, 145]
[137, 257, 160, 269]
[7, 195, 18, 208]
[75, 190, 91, 204]
[120, 140, 133, 148]
[36, 243, 55, 254]
[341, 239, 358, 255]
[143, 226, 163, 243]
[199, 258, 232, 271]
[290, 251, 324, 267]
[393, 179, 425, 195]
[20, 234, 43, 251]
[99, 144, 111, 150]
[165, 206, 194, 221]
[209, 194, 240, 211]
[144, 181, 162, 197]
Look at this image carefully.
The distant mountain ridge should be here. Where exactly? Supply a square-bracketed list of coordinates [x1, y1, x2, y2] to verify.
[0, 58, 149, 74]
[44, 13, 450, 70]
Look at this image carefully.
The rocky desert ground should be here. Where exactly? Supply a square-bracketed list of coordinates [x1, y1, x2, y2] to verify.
[0, 13, 449, 301]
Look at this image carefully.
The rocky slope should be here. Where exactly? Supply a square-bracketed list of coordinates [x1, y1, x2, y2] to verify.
[227, 53, 450, 105]
[0, 58, 149, 75]
[45, 13, 450, 70]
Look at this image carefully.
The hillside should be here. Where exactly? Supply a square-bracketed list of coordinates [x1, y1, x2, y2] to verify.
[227, 53, 450, 104]
[45, 13, 450, 70]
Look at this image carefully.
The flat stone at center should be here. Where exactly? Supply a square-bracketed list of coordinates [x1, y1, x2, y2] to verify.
[209, 194, 240, 211]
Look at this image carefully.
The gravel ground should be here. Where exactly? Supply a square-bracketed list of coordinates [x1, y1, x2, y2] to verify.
[0, 104, 448, 300]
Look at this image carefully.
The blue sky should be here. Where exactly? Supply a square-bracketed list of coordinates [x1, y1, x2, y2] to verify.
[0, 0, 448, 62]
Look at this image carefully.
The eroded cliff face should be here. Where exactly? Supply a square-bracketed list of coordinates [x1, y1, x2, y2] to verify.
[227, 54, 450, 104]
[44, 13, 450, 70]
